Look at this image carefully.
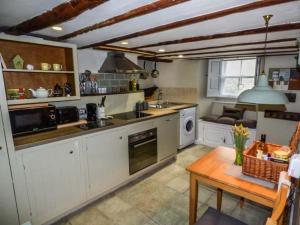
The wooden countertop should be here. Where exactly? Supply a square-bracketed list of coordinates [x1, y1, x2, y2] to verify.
[14, 103, 197, 150]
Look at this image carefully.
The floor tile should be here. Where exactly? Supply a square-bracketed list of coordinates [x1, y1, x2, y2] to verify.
[54, 145, 272, 225]
[68, 207, 114, 225]
[166, 177, 190, 193]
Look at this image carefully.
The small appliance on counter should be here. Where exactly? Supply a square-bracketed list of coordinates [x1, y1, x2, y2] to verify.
[135, 101, 149, 112]
[9, 105, 57, 137]
[86, 103, 97, 121]
[55, 106, 79, 124]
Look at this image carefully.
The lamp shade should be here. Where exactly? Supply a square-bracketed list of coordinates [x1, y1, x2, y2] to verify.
[237, 74, 288, 105]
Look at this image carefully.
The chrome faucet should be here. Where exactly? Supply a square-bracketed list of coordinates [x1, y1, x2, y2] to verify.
[157, 89, 163, 108]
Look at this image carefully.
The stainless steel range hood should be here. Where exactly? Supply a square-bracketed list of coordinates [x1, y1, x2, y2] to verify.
[99, 51, 144, 74]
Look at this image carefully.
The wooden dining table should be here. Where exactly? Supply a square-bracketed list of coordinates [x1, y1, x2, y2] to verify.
[186, 146, 278, 225]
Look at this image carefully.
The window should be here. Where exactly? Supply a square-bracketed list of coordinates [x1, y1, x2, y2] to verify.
[220, 58, 257, 98]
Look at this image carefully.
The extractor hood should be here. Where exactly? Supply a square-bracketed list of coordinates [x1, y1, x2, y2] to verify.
[99, 51, 144, 74]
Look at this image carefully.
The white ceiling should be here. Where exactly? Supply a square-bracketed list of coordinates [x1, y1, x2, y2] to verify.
[0, 0, 299, 59]
[0, 0, 66, 27]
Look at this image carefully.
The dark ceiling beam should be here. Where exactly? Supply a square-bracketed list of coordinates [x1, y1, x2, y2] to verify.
[138, 56, 173, 63]
[157, 38, 296, 55]
[171, 51, 298, 60]
[159, 46, 297, 57]
[6, 0, 108, 35]
[134, 22, 300, 49]
[59, 0, 190, 40]
[93, 45, 156, 56]
[80, 0, 294, 49]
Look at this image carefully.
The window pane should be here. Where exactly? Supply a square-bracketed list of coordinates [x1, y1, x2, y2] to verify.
[221, 78, 239, 96]
[221, 77, 255, 97]
[241, 77, 255, 91]
[241, 59, 256, 76]
[223, 60, 241, 77]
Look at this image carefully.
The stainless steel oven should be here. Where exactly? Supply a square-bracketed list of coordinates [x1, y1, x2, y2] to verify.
[128, 128, 157, 175]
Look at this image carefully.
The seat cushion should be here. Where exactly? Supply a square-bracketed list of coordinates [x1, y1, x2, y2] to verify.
[201, 114, 220, 122]
[236, 119, 257, 129]
[216, 116, 237, 125]
[195, 207, 247, 225]
[222, 106, 245, 120]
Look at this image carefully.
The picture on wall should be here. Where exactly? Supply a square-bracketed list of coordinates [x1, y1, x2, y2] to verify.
[268, 68, 300, 90]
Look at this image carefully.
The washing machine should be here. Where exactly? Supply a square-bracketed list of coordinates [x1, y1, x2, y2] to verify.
[179, 107, 196, 149]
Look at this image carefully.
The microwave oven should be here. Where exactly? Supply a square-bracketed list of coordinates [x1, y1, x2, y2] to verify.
[9, 105, 57, 137]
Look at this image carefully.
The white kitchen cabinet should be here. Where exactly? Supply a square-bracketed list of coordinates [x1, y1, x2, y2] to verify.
[156, 114, 179, 161]
[198, 119, 256, 148]
[19, 139, 85, 225]
[84, 128, 129, 199]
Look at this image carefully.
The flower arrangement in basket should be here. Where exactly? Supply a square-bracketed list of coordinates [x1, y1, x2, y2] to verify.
[232, 124, 250, 166]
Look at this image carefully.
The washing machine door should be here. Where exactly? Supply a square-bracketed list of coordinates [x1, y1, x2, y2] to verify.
[184, 116, 194, 135]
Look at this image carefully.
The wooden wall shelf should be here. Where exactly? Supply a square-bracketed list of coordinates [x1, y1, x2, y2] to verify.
[0, 36, 80, 105]
[7, 96, 79, 105]
[3, 69, 74, 74]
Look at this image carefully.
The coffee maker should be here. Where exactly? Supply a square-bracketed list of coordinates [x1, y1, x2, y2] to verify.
[86, 103, 97, 121]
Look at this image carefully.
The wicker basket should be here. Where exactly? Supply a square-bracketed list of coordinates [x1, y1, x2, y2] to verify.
[242, 141, 290, 183]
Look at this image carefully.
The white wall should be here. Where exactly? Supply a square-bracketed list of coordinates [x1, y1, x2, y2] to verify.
[257, 54, 300, 145]
[155, 59, 214, 116]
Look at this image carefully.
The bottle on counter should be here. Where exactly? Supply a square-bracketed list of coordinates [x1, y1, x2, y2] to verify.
[257, 134, 267, 153]
[129, 79, 133, 91]
[132, 78, 137, 92]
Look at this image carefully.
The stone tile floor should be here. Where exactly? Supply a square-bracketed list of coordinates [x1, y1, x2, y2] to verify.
[55, 145, 271, 225]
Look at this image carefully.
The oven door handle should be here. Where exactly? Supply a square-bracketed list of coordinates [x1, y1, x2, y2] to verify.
[133, 138, 157, 148]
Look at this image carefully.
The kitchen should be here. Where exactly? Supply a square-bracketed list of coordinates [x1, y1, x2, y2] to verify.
[0, 1, 300, 225]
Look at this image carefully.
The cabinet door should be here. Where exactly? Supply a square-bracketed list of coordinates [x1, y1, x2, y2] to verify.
[157, 115, 179, 161]
[203, 124, 226, 147]
[22, 139, 84, 225]
[0, 114, 19, 225]
[85, 128, 129, 198]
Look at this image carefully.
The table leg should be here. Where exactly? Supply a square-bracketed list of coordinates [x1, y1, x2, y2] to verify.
[217, 188, 223, 211]
[240, 197, 245, 208]
[189, 173, 198, 225]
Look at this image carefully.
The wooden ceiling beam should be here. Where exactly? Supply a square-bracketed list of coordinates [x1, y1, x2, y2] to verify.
[6, 0, 108, 35]
[159, 46, 297, 57]
[171, 51, 298, 60]
[59, 0, 190, 40]
[157, 38, 296, 55]
[138, 56, 173, 63]
[134, 22, 300, 49]
[93, 45, 156, 56]
[80, 0, 294, 49]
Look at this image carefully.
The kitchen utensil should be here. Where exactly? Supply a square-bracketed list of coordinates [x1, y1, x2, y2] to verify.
[140, 61, 149, 80]
[26, 64, 34, 70]
[64, 82, 72, 96]
[151, 61, 159, 78]
[53, 64, 62, 71]
[28, 87, 53, 98]
[97, 105, 105, 119]
[53, 83, 63, 97]
[40, 63, 51, 71]
[100, 96, 106, 107]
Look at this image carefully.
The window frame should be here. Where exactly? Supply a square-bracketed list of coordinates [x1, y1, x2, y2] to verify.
[219, 57, 257, 98]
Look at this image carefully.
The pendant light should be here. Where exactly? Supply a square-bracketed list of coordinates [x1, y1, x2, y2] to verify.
[237, 15, 288, 105]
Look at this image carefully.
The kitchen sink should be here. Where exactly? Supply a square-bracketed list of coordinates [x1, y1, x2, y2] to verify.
[149, 102, 183, 109]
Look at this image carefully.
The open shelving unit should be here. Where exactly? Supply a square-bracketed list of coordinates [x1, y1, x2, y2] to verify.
[0, 36, 80, 105]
